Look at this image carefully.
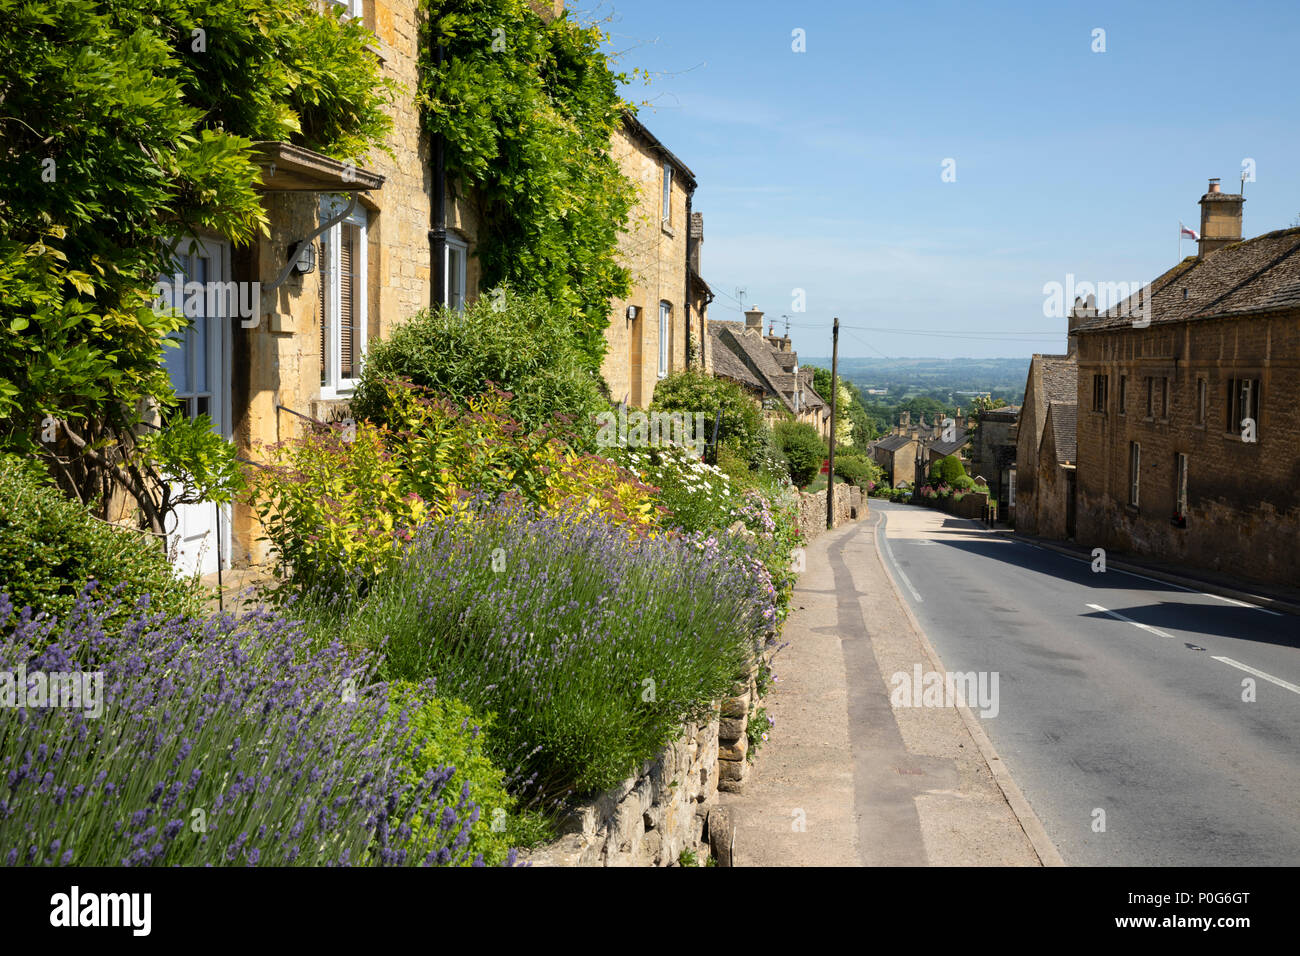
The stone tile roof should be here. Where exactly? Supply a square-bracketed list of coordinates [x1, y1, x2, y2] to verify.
[797, 367, 827, 410]
[1076, 227, 1300, 332]
[708, 325, 764, 392]
[928, 436, 970, 458]
[874, 434, 914, 453]
[1040, 356, 1078, 404]
[1047, 401, 1077, 464]
[710, 321, 796, 413]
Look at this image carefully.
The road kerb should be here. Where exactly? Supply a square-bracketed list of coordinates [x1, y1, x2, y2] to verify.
[872, 512, 1067, 867]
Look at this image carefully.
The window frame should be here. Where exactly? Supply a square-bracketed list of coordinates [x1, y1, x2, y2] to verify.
[1225, 376, 1261, 437]
[319, 196, 369, 398]
[1092, 373, 1108, 413]
[1174, 452, 1188, 515]
[329, 0, 364, 20]
[1128, 441, 1141, 507]
[661, 162, 673, 226]
[1195, 378, 1207, 426]
[658, 300, 671, 379]
[444, 235, 468, 313]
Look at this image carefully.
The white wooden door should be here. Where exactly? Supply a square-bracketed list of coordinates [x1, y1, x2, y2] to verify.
[161, 239, 233, 577]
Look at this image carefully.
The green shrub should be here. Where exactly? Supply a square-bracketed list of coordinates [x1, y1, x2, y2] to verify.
[715, 440, 753, 485]
[832, 452, 879, 486]
[350, 291, 608, 439]
[651, 371, 769, 467]
[938, 454, 966, 485]
[387, 683, 541, 864]
[773, 422, 827, 488]
[0, 455, 200, 628]
[253, 382, 657, 596]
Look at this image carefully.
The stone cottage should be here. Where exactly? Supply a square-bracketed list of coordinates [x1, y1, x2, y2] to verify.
[708, 308, 831, 439]
[1014, 340, 1078, 537]
[161, 0, 712, 575]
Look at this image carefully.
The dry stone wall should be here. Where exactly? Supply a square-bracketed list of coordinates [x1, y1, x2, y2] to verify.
[523, 716, 721, 867]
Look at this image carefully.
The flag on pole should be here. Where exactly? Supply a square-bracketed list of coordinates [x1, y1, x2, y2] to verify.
[1180, 221, 1199, 240]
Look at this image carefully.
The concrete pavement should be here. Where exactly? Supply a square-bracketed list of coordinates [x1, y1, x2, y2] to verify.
[720, 508, 1049, 866]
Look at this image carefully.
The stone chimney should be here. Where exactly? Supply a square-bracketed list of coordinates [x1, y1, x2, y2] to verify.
[1198, 177, 1244, 258]
[689, 212, 703, 273]
[744, 306, 764, 332]
[1067, 293, 1096, 354]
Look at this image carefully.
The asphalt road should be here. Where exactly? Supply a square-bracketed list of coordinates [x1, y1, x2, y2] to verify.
[870, 500, 1300, 866]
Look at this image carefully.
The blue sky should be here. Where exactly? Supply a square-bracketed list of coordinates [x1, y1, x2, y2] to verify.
[584, 0, 1300, 359]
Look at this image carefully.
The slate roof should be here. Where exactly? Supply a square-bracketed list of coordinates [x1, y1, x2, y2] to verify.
[1075, 227, 1300, 333]
[1046, 401, 1077, 464]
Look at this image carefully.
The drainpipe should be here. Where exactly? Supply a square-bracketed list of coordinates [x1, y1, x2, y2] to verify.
[683, 188, 694, 368]
[429, 38, 448, 309]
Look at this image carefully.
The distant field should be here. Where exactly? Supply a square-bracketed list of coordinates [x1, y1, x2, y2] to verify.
[800, 356, 1029, 406]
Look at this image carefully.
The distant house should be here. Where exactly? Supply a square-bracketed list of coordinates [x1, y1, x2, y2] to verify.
[926, 434, 972, 470]
[970, 404, 1020, 513]
[1072, 178, 1300, 585]
[1015, 346, 1078, 536]
[869, 433, 922, 487]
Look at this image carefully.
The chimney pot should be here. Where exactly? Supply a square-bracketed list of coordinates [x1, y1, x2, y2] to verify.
[1208, 178, 1221, 194]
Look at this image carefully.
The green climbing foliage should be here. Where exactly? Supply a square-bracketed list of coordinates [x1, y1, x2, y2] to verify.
[418, 0, 637, 372]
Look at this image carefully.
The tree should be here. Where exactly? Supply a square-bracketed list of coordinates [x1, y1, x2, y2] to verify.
[809, 366, 877, 446]
[0, 0, 394, 536]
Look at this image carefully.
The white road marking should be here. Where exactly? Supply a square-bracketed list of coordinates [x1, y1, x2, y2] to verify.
[1211, 656, 1300, 696]
[1086, 603, 1175, 639]
[877, 512, 923, 603]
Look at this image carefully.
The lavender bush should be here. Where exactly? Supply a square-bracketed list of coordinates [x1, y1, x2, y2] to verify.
[0, 587, 508, 866]
[295, 497, 775, 804]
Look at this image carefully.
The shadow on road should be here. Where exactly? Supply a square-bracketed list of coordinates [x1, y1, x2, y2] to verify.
[926, 534, 1299, 652]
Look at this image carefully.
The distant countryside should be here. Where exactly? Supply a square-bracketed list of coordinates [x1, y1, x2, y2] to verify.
[800, 356, 1028, 433]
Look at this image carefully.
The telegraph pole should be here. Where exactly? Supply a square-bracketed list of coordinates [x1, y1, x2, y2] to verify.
[826, 317, 840, 531]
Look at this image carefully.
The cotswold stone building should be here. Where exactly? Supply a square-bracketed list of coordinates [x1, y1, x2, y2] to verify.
[1072, 180, 1300, 586]
[709, 308, 831, 439]
[1014, 345, 1077, 537]
[166, 0, 691, 574]
[164, 0, 476, 574]
[602, 113, 712, 407]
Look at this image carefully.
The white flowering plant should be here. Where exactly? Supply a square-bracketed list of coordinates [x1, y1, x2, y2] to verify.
[615, 442, 739, 534]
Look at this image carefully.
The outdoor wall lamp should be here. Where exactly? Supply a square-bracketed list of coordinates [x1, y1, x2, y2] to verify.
[289, 240, 316, 275]
[626, 305, 639, 320]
